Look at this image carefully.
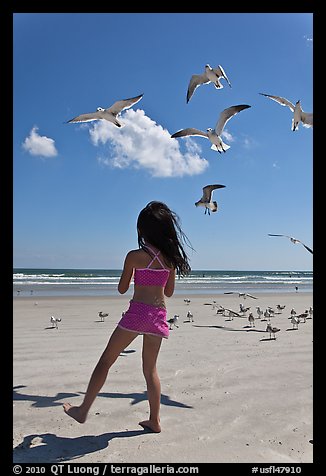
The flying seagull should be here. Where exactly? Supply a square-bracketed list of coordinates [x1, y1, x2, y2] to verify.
[66, 93, 143, 127]
[187, 64, 231, 103]
[171, 104, 251, 153]
[268, 234, 313, 254]
[195, 184, 225, 215]
[259, 93, 313, 131]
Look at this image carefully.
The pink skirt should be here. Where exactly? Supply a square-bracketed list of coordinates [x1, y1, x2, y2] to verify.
[118, 300, 169, 339]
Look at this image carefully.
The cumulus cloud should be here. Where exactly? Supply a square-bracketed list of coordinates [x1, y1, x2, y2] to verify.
[89, 109, 209, 177]
[22, 126, 58, 157]
[221, 129, 234, 142]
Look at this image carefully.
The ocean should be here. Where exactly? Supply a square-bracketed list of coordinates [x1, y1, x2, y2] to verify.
[13, 268, 313, 297]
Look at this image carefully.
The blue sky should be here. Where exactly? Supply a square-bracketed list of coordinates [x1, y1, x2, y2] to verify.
[13, 13, 313, 271]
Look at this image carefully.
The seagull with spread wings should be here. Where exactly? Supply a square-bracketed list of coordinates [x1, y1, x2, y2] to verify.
[171, 104, 251, 154]
[66, 93, 143, 127]
[259, 93, 313, 131]
[268, 234, 313, 254]
[187, 64, 231, 103]
[195, 184, 226, 215]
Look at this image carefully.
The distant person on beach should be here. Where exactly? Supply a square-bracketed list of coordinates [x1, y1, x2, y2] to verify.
[63, 201, 191, 432]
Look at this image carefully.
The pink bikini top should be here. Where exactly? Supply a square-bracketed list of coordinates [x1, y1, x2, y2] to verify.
[134, 246, 170, 287]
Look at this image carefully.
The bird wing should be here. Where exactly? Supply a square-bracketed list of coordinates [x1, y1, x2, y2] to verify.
[301, 112, 313, 128]
[187, 73, 210, 103]
[202, 184, 225, 201]
[268, 234, 313, 253]
[215, 104, 251, 135]
[106, 94, 143, 116]
[300, 243, 313, 254]
[268, 234, 291, 238]
[259, 93, 295, 112]
[213, 65, 232, 87]
[66, 111, 103, 123]
[171, 128, 208, 139]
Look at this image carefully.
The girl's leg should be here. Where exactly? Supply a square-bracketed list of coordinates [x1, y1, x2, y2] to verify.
[139, 334, 162, 433]
[63, 326, 138, 423]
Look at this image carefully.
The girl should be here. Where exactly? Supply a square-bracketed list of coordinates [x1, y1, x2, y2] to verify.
[63, 201, 191, 432]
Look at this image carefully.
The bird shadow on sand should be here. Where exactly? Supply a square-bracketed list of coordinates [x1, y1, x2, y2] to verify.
[192, 324, 266, 333]
[91, 390, 193, 409]
[13, 429, 146, 463]
[13, 386, 192, 409]
[13, 385, 81, 408]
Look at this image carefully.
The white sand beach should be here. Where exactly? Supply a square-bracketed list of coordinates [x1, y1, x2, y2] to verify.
[13, 292, 313, 464]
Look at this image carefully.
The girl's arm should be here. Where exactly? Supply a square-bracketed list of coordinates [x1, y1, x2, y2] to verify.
[164, 268, 176, 297]
[118, 251, 135, 294]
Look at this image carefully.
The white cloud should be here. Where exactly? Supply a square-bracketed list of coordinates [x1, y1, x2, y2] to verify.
[89, 109, 209, 177]
[221, 129, 234, 142]
[22, 126, 58, 157]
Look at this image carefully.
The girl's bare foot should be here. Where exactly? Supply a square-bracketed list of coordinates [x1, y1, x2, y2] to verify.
[63, 403, 87, 424]
[139, 419, 161, 433]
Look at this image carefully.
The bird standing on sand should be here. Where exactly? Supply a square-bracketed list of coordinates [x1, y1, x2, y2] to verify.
[66, 94, 143, 127]
[308, 306, 313, 319]
[195, 184, 226, 215]
[167, 315, 179, 330]
[297, 311, 309, 323]
[248, 313, 255, 327]
[266, 323, 280, 339]
[291, 315, 300, 329]
[240, 303, 250, 314]
[276, 304, 286, 312]
[259, 93, 313, 131]
[98, 312, 109, 322]
[186, 311, 194, 322]
[50, 316, 61, 329]
[256, 307, 263, 319]
[268, 234, 313, 254]
[171, 104, 251, 153]
[186, 64, 231, 103]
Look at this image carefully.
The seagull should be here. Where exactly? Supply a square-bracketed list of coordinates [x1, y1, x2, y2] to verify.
[240, 303, 250, 314]
[171, 104, 251, 153]
[66, 94, 143, 127]
[291, 315, 300, 329]
[186, 64, 231, 103]
[98, 311, 109, 322]
[224, 292, 258, 300]
[266, 323, 280, 339]
[195, 184, 226, 215]
[248, 312, 255, 327]
[256, 307, 263, 319]
[297, 310, 309, 323]
[259, 93, 313, 131]
[186, 311, 194, 322]
[167, 315, 179, 330]
[308, 306, 313, 319]
[50, 316, 61, 329]
[268, 234, 313, 254]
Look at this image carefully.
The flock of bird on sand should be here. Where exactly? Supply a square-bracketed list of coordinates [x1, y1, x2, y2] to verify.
[66, 63, 313, 254]
[48, 295, 312, 342]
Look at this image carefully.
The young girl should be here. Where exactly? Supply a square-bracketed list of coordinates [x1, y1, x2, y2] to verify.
[63, 201, 191, 432]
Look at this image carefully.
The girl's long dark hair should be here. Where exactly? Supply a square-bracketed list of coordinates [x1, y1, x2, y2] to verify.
[137, 201, 192, 276]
